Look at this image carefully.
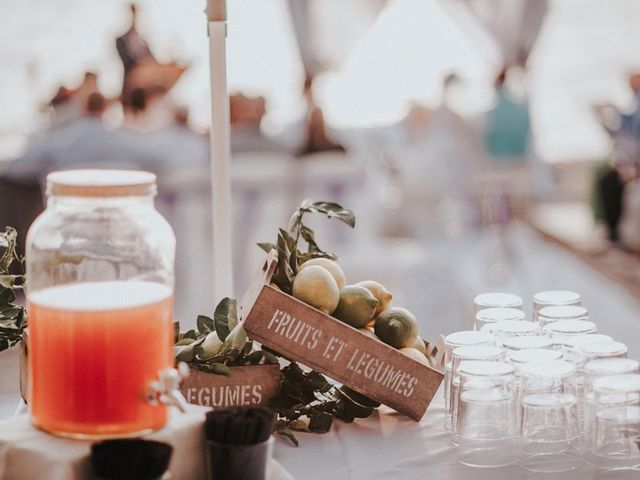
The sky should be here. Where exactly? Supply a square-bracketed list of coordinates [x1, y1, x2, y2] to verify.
[1, 0, 640, 163]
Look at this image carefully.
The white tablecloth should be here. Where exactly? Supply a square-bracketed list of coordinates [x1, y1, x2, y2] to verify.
[0, 407, 292, 480]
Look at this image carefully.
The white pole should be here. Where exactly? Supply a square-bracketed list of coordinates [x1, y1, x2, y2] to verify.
[207, 0, 233, 301]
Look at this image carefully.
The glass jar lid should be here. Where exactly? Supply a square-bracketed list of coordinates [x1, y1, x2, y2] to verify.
[46, 169, 157, 197]
[452, 345, 503, 361]
[584, 358, 640, 376]
[520, 360, 575, 378]
[533, 290, 581, 306]
[474, 292, 523, 309]
[459, 360, 514, 377]
[445, 330, 494, 347]
[476, 307, 525, 324]
[509, 348, 563, 365]
[502, 335, 554, 350]
[593, 374, 640, 394]
[539, 305, 588, 322]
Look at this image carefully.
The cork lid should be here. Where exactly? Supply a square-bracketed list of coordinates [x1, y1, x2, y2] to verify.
[46, 170, 156, 197]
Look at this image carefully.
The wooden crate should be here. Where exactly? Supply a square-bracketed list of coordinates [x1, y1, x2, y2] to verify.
[180, 364, 281, 409]
[240, 253, 444, 421]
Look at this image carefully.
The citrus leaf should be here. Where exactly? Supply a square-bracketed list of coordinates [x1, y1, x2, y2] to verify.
[197, 315, 214, 335]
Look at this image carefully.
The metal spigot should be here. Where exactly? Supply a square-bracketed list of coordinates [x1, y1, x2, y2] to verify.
[147, 363, 190, 412]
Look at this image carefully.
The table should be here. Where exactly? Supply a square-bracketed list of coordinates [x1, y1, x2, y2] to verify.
[2, 223, 640, 479]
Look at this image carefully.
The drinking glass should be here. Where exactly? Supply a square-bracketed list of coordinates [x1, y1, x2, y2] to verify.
[520, 360, 577, 396]
[532, 290, 581, 323]
[508, 348, 563, 370]
[502, 335, 555, 352]
[455, 361, 517, 468]
[589, 375, 640, 469]
[543, 320, 598, 346]
[474, 293, 523, 315]
[582, 359, 640, 453]
[474, 307, 525, 331]
[519, 392, 582, 473]
[443, 331, 495, 429]
[448, 345, 504, 432]
[538, 305, 588, 327]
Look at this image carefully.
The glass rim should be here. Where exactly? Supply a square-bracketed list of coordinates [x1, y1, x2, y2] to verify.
[538, 305, 588, 320]
[474, 292, 523, 308]
[509, 348, 563, 364]
[533, 290, 581, 306]
[544, 319, 597, 334]
[593, 374, 640, 393]
[458, 360, 514, 376]
[520, 360, 575, 378]
[564, 334, 613, 349]
[584, 358, 640, 375]
[445, 330, 494, 347]
[502, 335, 554, 350]
[521, 392, 576, 408]
[484, 320, 539, 334]
[475, 307, 526, 323]
[452, 345, 503, 360]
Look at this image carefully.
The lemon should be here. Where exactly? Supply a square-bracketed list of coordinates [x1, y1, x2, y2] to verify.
[399, 347, 429, 366]
[333, 285, 379, 328]
[292, 265, 339, 314]
[374, 307, 418, 348]
[359, 327, 377, 339]
[412, 335, 428, 356]
[300, 258, 346, 289]
[356, 280, 393, 317]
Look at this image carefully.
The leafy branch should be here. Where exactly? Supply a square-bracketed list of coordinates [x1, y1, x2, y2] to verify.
[258, 199, 355, 294]
[0, 227, 26, 353]
[174, 297, 278, 376]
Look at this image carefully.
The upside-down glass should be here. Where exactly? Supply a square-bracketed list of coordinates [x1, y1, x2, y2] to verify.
[455, 361, 517, 468]
[590, 375, 640, 469]
[474, 307, 525, 331]
[448, 345, 504, 433]
[27, 170, 176, 439]
[532, 290, 581, 323]
[474, 293, 523, 315]
[518, 360, 581, 472]
[443, 331, 495, 430]
[538, 305, 588, 327]
[583, 362, 640, 455]
[543, 320, 598, 346]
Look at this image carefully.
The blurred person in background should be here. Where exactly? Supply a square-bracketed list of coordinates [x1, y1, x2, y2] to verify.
[47, 72, 100, 129]
[2, 92, 153, 184]
[595, 73, 640, 244]
[229, 92, 290, 154]
[484, 67, 530, 164]
[123, 86, 175, 132]
[116, 3, 155, 106]
[298, 76, 345, 156]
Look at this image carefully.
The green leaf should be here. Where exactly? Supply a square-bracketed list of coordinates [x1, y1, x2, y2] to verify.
[213, 298, 236, 341]
[197, 315, 214, 335]
[309, 411, 333, 433]
[0, 288, 16, 305]
[257, 242, 276, 253]
[308, 202, 356, 228]
[224, 324, 247, 351]
[174, 344, 195, 362]
[210, 363, 232, 377]
[183, 329, 198, 340]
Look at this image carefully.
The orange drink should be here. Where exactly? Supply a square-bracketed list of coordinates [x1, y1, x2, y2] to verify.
[28, 281, 174, 439]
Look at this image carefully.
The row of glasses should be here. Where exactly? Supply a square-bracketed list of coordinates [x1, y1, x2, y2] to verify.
[453, 290, 640, 473]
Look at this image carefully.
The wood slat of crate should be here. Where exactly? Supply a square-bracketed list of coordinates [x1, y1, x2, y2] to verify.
[180, 364, 281, 410]
[243, 285, 443, 421]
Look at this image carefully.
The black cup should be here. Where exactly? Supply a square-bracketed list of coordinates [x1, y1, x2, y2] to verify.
[206, 437, 274, 480]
